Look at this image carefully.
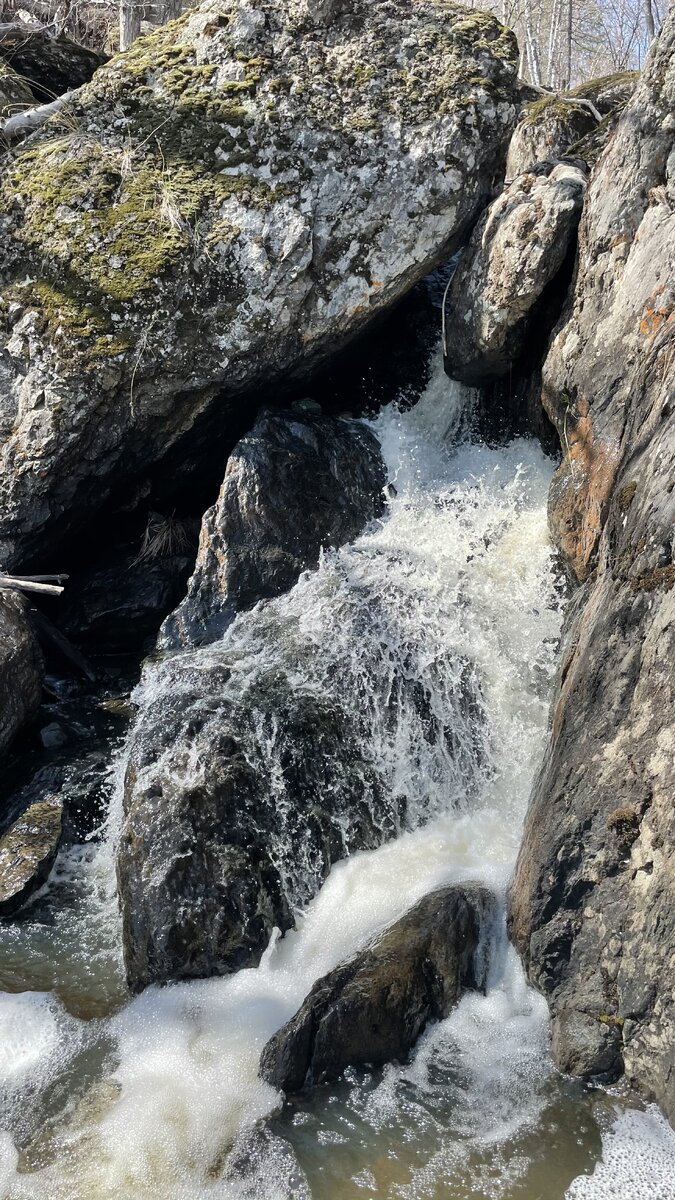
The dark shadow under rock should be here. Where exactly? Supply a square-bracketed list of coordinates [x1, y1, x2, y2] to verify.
[260, 883, 496, 1093]
[59, 548, 195, 652]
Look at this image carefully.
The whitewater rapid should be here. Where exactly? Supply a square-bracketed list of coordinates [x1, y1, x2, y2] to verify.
[0, 352, 674, 1199]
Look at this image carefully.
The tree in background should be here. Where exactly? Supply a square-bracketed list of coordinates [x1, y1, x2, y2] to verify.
[489, 0, 665, 86]
[0, 0, 666, 74]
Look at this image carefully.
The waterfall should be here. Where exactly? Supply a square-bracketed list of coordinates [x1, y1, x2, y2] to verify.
[0, 350, 674, 1199]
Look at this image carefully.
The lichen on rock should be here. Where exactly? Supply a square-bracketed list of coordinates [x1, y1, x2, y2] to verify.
[0, 0, 520, 569]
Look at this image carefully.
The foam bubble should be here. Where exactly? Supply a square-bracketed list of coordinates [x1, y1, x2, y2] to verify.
[567, 1107, 675, 1199]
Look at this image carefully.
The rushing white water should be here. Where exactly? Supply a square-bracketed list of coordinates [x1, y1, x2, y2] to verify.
[0, 351, 673, 1199]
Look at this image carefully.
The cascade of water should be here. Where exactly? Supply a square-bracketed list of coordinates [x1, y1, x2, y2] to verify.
[0, 349, 673, 1200]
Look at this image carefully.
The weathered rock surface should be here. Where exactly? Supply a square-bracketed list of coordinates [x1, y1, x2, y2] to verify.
[444, 160, 586, 384]
[261, 884, 494, 1092]
[505, 72, 639, 178]
[0, 772, 63, 917]
[0, 0, 520, 569]
[159, 406, 386, 649]
[0, 591, 43, 755]
[510, 11, 675, 1121]
[0, 24, 105, 104]
[119, 664, 394, 991]
[540, 48, 674, 584]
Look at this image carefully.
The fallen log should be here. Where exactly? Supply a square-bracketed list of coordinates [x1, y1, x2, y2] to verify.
[0, 89, 75, 141]
[0, 573, 67, 596]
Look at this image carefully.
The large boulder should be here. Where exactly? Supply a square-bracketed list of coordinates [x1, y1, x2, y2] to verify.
[510, 11, 675, 1121]
[0, 590, 43, 755]
[159, 405, 386, 649]
[119, 669, 391, 991]
[444, 159, 586, 384]
[0, 0, 520, 569]
[260, 883, 495, 1092]
[539, 53, 673, 584]
[505, 72, 639, 177]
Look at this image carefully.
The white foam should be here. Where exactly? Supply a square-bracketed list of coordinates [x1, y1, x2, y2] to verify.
[0, 348, 603, 1199]
[0, 993, 60, 1085]
[567, 1107, 675, 1199]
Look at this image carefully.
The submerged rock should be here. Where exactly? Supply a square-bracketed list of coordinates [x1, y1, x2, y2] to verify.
[260, 884, 495, 1092]
[444, 160, 586, 385]
[510, 11, 675, 1121]
[0, 771, 63, 917]
[223, 1126, 311, 1200]
[0, 0, 520, 568]
[0, 591, 43, 755]
[159, 407, 386, 649]
[505, 72, 639, 177]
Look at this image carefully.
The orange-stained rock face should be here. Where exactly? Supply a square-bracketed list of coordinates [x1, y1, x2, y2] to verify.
[544, 392, 622, 583]
[509, 6, 675, 1122]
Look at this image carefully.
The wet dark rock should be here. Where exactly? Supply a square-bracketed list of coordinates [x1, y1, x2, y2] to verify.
[119, 669, 392, 992]
[510, 12, 675, 1122]
[260, 884, 495, 1092]
[39, 722, 69, 750]
[60, 550, 194, 651]
[0, 769, 63, 918]
[159, 408, 386, 649]
[0, 590, 43, 755]
[444, 160, 586, 385]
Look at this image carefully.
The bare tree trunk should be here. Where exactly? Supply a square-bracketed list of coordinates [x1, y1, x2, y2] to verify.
[644, 0, 656, 42]
[120, 0, 141, 49]
[562, 0, 573, 89]
[547, 0, 561, 88]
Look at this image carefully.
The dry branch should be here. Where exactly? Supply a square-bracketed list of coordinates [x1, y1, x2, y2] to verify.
[0, 574, 67, 596]
[0, 89, 75, 140]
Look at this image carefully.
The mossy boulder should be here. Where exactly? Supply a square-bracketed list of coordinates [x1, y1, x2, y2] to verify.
[0, 786, 63, 918]
[506, 70, 639, 176]
[0, 0, 519, 568]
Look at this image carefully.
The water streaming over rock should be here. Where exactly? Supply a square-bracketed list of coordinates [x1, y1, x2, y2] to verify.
[0, 351, 674, 1199]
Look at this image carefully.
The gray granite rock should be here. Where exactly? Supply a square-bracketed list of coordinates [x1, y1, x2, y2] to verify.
[510, 10, 675, 1121]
